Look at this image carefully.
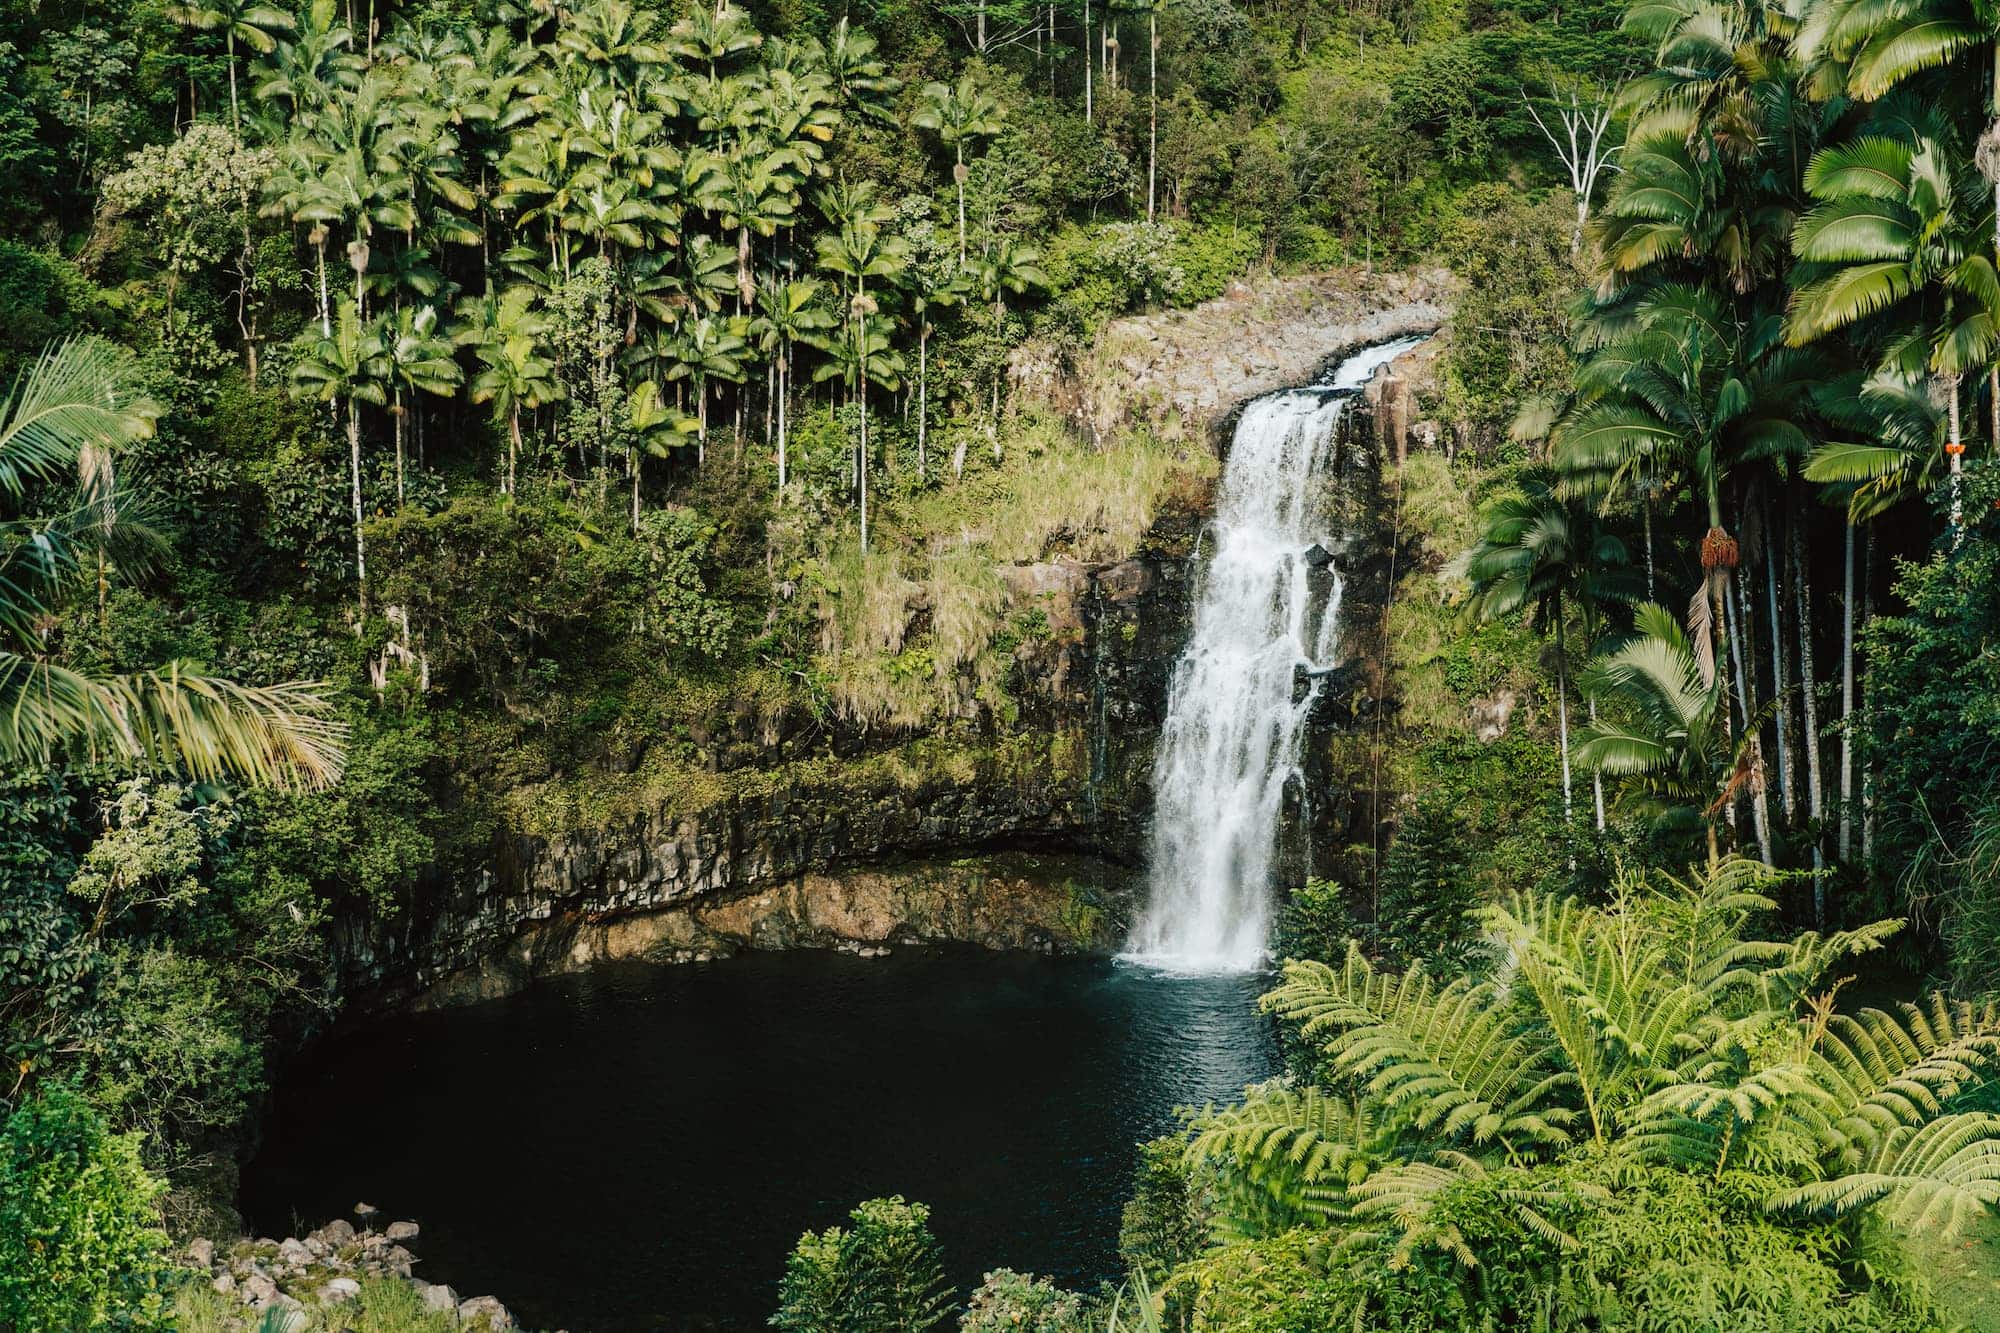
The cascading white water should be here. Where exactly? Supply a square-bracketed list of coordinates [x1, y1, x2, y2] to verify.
[1124, 336, 1427, 972]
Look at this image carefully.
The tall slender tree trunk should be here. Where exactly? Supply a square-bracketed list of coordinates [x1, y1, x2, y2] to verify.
[1767, 542, 1794, 821]
[777, 358, 790, 494]
[227, 30, 241, 133]
[955, 146, 968, 263]
[314, 235, 331, 337]
[1555, 615, 1573, 826]
[1588, 696, 1605, 832]
[1146, 10, 1158, 222]
[1083, 0, 1093, 120]
[1793, 508, 1826, 909]
[1948, 373, 1965, 541]
[1643, 495, 1655, 600]
[348, 401, 368, 613]
[507, 406, 520, 496]
[1838, 520, 1855, 861]
[858, 364, 870, 553]
[1861, 531, 1876, 869]
[917, 319, 929, 479]
[1726, 579, 1773, 865]
[393, 392, 406, 507]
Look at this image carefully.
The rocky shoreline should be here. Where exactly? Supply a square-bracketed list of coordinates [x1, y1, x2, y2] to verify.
[190, 1210, 521, 1330]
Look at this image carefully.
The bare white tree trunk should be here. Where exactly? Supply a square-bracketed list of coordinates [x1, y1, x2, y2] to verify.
[1838, 519, 1855, 861]
[1521, 84, 1620, 258]
[1767, 545, 1794, 821]
[1794, 512, 1826, 909]
[1861, 529, 1876, 868]
[1727, 579, 1773, 865]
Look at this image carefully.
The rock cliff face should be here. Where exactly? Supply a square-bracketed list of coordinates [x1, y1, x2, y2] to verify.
[351, 273, 1448, 1010]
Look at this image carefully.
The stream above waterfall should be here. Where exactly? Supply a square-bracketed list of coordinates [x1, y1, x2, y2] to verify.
[242, 949, 1276, 1331]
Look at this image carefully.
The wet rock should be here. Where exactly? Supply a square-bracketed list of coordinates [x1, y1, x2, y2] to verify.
[354, 1202, 380, 1223]
[320, 1218, 357, 1247]
[385, 1219, 421, 1243]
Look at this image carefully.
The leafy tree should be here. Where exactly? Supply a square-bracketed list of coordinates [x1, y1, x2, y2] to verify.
[0, 1087, 173, 1331]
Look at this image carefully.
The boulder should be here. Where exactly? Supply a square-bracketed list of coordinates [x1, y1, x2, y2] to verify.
[210, 1273, 236, 1297]
[385, 1219, 421, 1243]
[353, 1201, 380, 1223]
[278, 1237, 313, 1268]
[418, 1282, 459, 1314]
[244, 1273, 279, 1308]
[321, 1218, 357, 1247]
[459, 1294, 515, 1328]
[320, 1278, 361, 1305]
[186, 1237, 215, 1270]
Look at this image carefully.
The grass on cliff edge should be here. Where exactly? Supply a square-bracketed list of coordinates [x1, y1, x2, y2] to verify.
[809, 407, 1214, 731]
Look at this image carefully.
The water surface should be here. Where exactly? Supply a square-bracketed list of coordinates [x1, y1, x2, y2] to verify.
[243, 949, 1276, 1331]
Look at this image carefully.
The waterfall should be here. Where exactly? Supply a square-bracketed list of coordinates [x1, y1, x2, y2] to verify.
[1124, 336, 1426, 972]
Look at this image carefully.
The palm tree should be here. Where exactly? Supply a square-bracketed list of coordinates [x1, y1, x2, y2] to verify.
[823, 18, 896, 112]
[906, 264, 970, 481]
[753, 277, 837, 494]
[1195, 858, 2000, 1285]
[1576, 602, 1753, 859]
[973, 237, 1045, 464]
[816, 201, 909, 549]
[164, 0, 295, 131]
[1554, 287, 1818, 692]
[1, 339, 343, 787]
[1464, 470, 1638, 832]
[249, 0, 362, 121]
[1114, 0, 1164, 221]
[379, 303, 461, 506]
[460, 286, 561, 495]
[624, 379, 698, 526]
[911, 74, 1005, 263]
[1805, 367, 1948, 522]
[658, 312, 751, 461]
[291, 300, 389, 609]
[1786, 131, 2000, 533]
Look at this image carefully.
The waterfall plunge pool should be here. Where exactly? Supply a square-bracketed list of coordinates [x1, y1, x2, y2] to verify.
[241, 949, 1277, 1331]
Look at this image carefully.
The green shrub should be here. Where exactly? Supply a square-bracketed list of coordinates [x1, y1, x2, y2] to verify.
[960, 1269, 1086, 1333]
[774, 1195, 955, 1333]
[1372, 791, 1479, 967]
[1273, 878, 1351, 965]
[0, 1088, 174, 1330]
[1118, 1138, 1213, 1286]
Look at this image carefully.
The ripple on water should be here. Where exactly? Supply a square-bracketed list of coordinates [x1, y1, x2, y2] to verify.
[242, 948, 1277, 1332]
